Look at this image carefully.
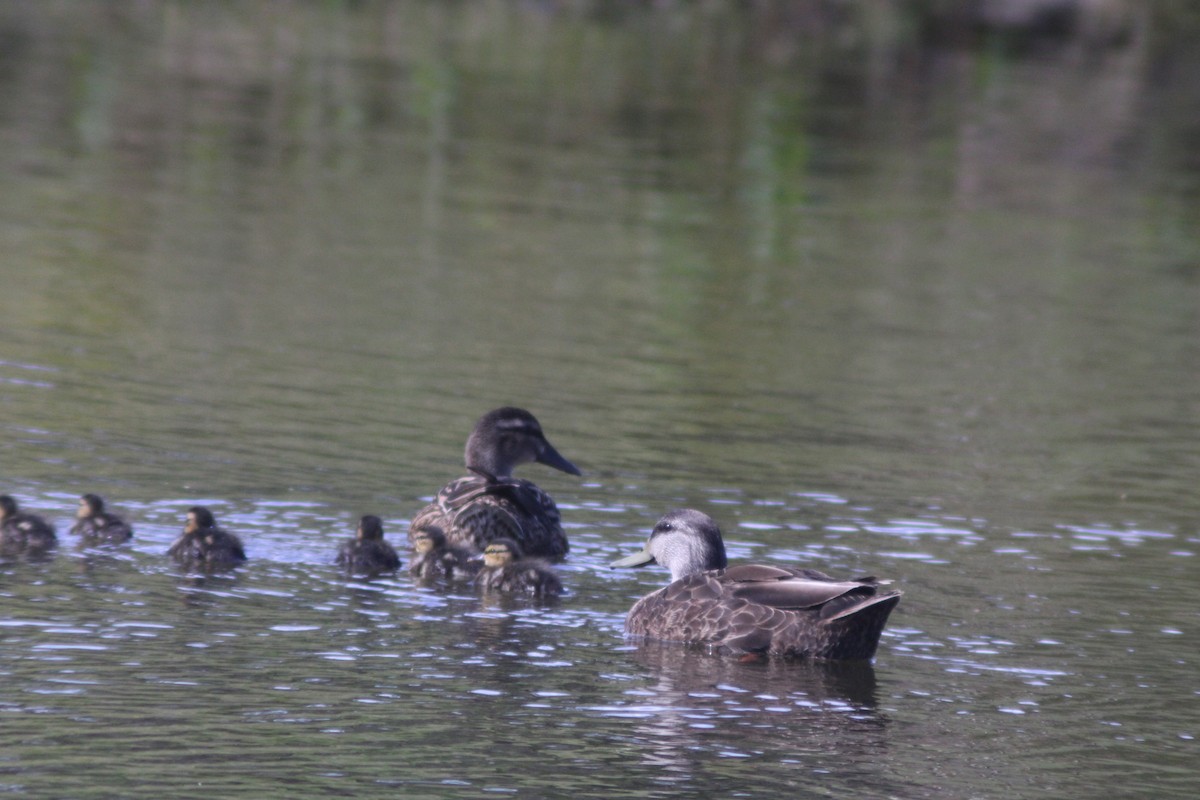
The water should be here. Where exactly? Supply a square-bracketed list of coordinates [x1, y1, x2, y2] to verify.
[1, 2, 1198, 797]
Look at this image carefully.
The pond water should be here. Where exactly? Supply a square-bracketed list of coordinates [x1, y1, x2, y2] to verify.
[1, 2, 1198, 798]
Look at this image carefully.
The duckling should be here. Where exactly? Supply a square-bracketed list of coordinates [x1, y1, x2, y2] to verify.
[474, 537, 562, 597]
[166, 506, 246, 570]
[611, 509, 901, 661]
[336, 515, 400, 576]
[70, 494, 133, 545]
[408, 407, 581, 561]
[408, 526, 479, 582]
[0, 495, 56, 554]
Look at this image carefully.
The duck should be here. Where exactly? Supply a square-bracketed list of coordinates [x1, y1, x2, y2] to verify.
[407, 407, 581, 561]
[610, 509, 901, 661]
[166, 506, 246, 570]
[474, 537, 562, 597]
[408, 526, 479, 582]
[0, 495, 57, 554]
[336, 515, 400, 576]
[70, 494, 133, 545]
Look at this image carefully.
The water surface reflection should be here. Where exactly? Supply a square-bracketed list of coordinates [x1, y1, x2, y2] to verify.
[1, 1, 1199, 798]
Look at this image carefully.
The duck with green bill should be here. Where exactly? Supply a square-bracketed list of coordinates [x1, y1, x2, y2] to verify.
[612, 509, 901, 661]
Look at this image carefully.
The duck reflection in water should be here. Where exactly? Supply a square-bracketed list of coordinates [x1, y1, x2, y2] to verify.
[336, 515, 400, 577]
[167, 506, 246, 572]
[616, 640, 888, 785]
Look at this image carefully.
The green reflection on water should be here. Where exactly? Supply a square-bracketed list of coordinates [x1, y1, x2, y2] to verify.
[0, 2, 1199, 799]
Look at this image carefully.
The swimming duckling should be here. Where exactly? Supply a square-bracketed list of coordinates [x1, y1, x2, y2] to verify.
[408, 526, 479, 582]
[0, 495, 56, 554]
[408, 407, 581, 561]
[336, 515, 400, 576]
[474, 537, 562, 597]
[167, 506, 246, 570]
[70, 494, 133, 545]
[611, 509, 901, 661]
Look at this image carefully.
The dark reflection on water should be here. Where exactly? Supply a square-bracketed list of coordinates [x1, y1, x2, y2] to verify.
[579, 644, 901, 795]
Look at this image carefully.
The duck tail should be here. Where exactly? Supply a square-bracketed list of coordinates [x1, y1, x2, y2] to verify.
[819, 591, 902, 660]
[823, 590, 902, 623]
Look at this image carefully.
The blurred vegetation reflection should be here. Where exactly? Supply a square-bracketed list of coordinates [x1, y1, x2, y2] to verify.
[1, 3, 1199, 799]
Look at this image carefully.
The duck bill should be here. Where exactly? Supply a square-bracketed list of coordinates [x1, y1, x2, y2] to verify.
[610, 548, 656, 569]
[537, 441, 582, 476]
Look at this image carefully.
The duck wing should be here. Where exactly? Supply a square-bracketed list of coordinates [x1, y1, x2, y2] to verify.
[732, 579, 874, 609]
[725, 565, 888, 620]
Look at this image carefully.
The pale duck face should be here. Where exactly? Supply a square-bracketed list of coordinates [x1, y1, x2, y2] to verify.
[612, 508, 729, 582]
[482, 538, 520, 568]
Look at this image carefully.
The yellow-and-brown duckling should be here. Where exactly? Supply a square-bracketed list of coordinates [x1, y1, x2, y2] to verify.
[408, 407, 581, 562]
[336, 514, 400, 576]
[611, 509, 901, 661]
[0, 495, 56, 555]
[70, 493, 133, 545]
[474, 537, 562, 598]
[167, 506, 246, 570]
[408, 526, 479, 582]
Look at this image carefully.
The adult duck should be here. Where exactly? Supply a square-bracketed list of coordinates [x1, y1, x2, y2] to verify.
[167, 506, 246, 570]
[0, 495, 56, 554]
[70, 494, 133, 545]
[611, 509, 901, 661]
[408, 407, 581, 561]
[336, 515, 400, 576]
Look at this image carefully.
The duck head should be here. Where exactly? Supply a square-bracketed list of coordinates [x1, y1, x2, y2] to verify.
[611, 508, 728, 582]
[0, 495, 16, 522]
[78, 493, 105, 519]
[464, 407, 581, 482]
[185, 506, 216, 535]
[357, 515, 384, 542]
[412, 527, 446, 555]
[482, 537, 522, 568]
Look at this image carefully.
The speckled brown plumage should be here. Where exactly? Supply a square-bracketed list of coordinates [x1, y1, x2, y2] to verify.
[625, 564, 900, 660]
[409, 475, 570, 561]
[613, 509, 901, 661]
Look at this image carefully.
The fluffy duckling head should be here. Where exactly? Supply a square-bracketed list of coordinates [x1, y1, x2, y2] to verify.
[482, 537, 523, 569]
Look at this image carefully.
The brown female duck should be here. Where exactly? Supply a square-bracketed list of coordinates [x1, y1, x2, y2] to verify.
[408, 407, 581, 561]
[167, 506, 246, 570]
[70, 494, 133, 545]
[336, 515, 400, 576]
[611, 509, 901, 661]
